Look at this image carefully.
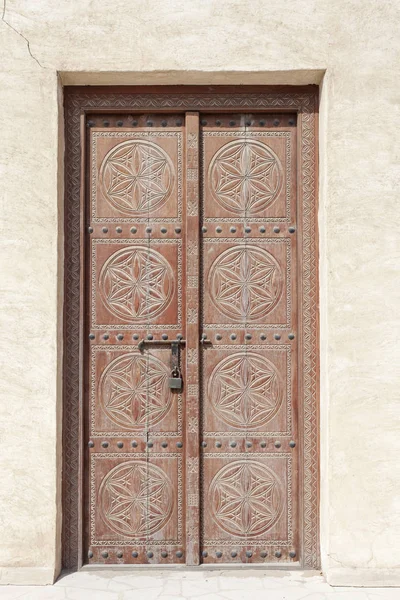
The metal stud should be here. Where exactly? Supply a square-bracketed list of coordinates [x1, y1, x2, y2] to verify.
[132, 441, 138, 448]
[102, 441, 109, 448]
[117, 551, 123, 558]
[161, 551, 168, 558]
[103, 334, 109, 340]
[259, 226, 266, 233]
[146, 227, 152, 233]
[246, 441, 252, 448]
[87, 120, 95, 127]
[162, 334, 168, 340]
[101, 551, 108, 558]
[201, 119, 207, 126]
[176, 551, 183, 558]
[274, 441, 281, 448]
[132, 121, 138, 127]
[289, 226, 296, 233]
[260, 441, 266, 448]
[275, 551, 282, 558]
[259, 120, 265, 126]
[117, 441, 123, 448]
[161, 227, 167, 234]
[289, 440, 296, 448]
[133, 334, 139, 340]
[146, 121, 153, 127]
[132, 551, 138, 558]
[216, 551, 222, 558]
[176, 334, 183, 340]
[117, 120, 123, 127]
[130, 227, 137, 234]
[216, 441, 222, 448]
[147, 441, 153, 448]
[246, 551, 253, 558]
[230, 226, 236, 233]
[288, 333, 295, 340]
[89, 333, 95, 340]
[175, 227, 181, 234]
[231, 550, 237, 557]
[245, 226, 251, 233]
[88, 226, 93, 234]
[176, 120, 182, 127]
[260, 551, 268, 558]
[216, 226, 222, 233]
[229, 121, 236, 127]
[288, 119, 295, 126]
[102, 227, 108, 233]
[273, 226, 280, 233]
[202, 226, 207, 233]
[216, 120, 221, 126]
[216, 334, 222, 341]
[245, 120, 252, 127]
[116, 226, 122, 233]
[245, 334, 252, 340]
[147, 334, 153, 340]
[88, 550, 94, 558]
[103, 121, 109, 127]
[162, 442, 168, 448]
[161, 120, 167, 127]
[230, 441, 237, 448]
[177, 441, 183, 448]
[289, 551, 296, 558]
[273, 119, 280, 126]
[230, 333, 237, 340]
[202, 551, 208, 558]
[201, 441, 207, 448]
[147, 551, 154, 558]
[274, 334, 281, 340]
[117, 334, 124, 341]
[88, 441, 94, 448]
[260, 334, 267, 341]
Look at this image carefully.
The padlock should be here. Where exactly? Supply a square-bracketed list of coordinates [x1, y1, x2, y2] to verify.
[169, 367, 183, 390]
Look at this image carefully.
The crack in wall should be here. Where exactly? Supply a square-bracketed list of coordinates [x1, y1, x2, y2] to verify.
[2, 0, 45, 69]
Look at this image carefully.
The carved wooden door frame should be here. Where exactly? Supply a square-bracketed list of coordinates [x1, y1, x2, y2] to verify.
[63, 85, 319, 570]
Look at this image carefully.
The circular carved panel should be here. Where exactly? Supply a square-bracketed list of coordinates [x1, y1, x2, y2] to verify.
[100, 140, 174, 215]
[99, 246, 174, 322]
[100, 353, 173, 429]
[209, 352, 282, 428]
[209, 460, 283, 537]
[99, 461, 173, 536]
[208, 245, 283, 321]
[209, 139, 283, 214]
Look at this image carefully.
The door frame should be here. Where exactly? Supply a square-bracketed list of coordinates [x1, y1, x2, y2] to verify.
[62, 85, 319, 570]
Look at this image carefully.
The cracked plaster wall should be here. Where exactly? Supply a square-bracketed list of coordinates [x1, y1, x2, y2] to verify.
[0, 0, 399, 588]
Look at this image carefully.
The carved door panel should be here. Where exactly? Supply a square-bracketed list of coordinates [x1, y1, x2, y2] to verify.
[87, 115, 188, 565]
[85, 110, 300, 566]
[199, 113, 299, 563]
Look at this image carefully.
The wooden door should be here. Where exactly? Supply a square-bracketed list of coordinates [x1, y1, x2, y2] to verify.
[81, 101, 311, 567]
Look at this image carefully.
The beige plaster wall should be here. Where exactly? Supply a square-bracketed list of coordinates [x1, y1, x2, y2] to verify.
[0, 0, 399, 587]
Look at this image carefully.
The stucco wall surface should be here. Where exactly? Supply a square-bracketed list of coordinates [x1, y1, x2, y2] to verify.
[0, 0, 399, 587]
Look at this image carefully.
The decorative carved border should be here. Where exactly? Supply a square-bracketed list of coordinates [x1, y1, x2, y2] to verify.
[63, 86, 319, 570]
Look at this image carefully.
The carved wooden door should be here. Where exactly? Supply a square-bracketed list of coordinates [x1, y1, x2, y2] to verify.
[86, 110, 299, 566]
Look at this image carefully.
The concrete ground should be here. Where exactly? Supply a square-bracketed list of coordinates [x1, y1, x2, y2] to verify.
[0, 570, 399, 600]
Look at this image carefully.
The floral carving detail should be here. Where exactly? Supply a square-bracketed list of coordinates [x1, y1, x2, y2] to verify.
[209, 245, 283, 321]
[100, 140, 174, 215]
[209, 140, 283, 214]
[100, 353, 172, 429]
[100, 461, 173, 536]
[209, 460, 283, 537]
[99, 246, 174, 322]
[209, 352, 282, 428]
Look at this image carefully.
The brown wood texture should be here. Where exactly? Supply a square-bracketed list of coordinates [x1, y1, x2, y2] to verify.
[63, 87, 319, 570]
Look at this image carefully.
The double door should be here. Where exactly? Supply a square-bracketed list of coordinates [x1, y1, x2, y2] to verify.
[86, 110, 298, 565]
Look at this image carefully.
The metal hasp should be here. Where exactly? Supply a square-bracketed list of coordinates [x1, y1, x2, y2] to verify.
[136, 338, 186, 390]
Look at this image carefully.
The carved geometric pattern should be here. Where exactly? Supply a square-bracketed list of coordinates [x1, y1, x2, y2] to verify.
[100, 140, 174, 215]
[209, 460, 283, 537]
[209, 245, 283, 321]
[209, 352, 282, 428]
[99, 353, 172, 429]
[99, 461, 173, 536]
[209, 140, 283, 215]
[99, 246, 174, 322]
